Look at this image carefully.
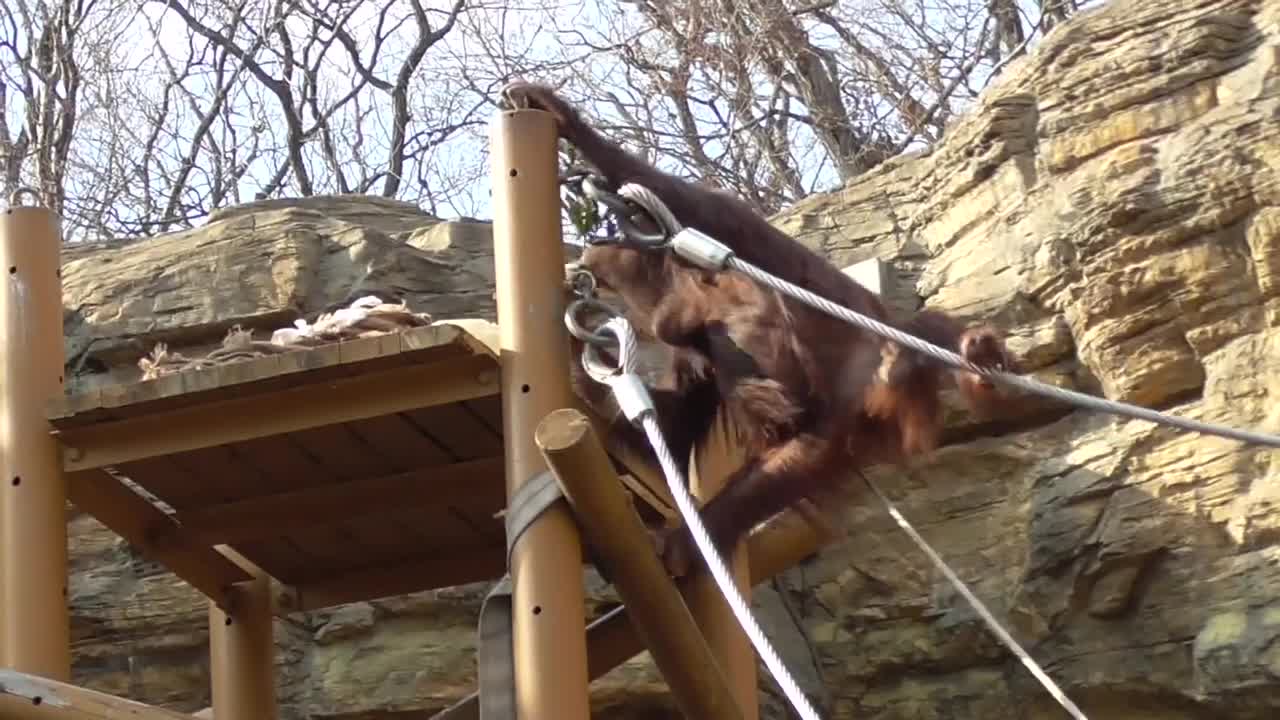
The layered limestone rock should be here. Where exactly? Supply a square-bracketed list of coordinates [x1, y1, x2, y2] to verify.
[56, 0, 1280, 718]
[61, 196, 498, 392]
[766, 0, 1280, 716]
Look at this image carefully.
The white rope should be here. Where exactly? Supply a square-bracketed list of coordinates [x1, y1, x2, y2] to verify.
[614, 182, 1094, 719]
[582, 316, 823, 720]
[617, 182, 1280, 450]
[729, 259, 1280, 449]
[859, 472, 1089, 720]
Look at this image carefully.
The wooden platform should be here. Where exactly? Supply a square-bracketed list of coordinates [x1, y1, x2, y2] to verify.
[47, 319, 671, 613]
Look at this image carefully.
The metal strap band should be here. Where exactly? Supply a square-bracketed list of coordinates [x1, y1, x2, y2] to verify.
[504, 470, 566, 563]
[476, 471, 567, 720]
[477, 575, 514, 720]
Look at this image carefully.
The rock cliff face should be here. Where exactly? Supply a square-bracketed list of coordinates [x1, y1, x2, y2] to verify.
[56, 0, 1280, 718]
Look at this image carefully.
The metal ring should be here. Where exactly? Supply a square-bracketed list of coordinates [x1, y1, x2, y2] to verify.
[580, 176, 630, 213]
[615, 215, 669, 247]
[7, 187, 41, 208]
[567, 266, 597, 298]
[564, 297, 619, 346]
[581, 177, 669, 247]
[567, 174, 669, 249]
[581, 338, 623, 379]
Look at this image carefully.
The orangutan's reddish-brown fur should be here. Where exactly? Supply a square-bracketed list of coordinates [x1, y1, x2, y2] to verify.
[574, 242, 811, 448]
[509, 82, 1019, 576]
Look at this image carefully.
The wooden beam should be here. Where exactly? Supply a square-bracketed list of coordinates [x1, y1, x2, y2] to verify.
[67, 470, 250, 609]
[55, 353, 499, 473]
[537, 408, 744, 720]
[285, 546, 507, 611]
[589, 508, 824, 677]
[430, 508, 825, 720]
[577, 404, 677, 519]
[158, 456, 506, 546]
[686, 415, 757, 718]
[0, 669, 201, 720]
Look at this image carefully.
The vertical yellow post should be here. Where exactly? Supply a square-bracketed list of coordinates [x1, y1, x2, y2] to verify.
[688, 415, 759, 720]
[491, 106, 591, 718]
[0, 188, 71, 679]
[209, 558, 276, 720]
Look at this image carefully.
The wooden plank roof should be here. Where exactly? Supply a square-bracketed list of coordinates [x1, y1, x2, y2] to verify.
[48, 319, 674, 613]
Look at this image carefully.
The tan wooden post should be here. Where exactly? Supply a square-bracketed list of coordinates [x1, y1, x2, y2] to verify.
[208, 554, 276, 720]
[0, 188, 71, 679]
[490, 104, 591, 718]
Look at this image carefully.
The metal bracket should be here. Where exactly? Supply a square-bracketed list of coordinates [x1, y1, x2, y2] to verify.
[670, 226, 734, 270]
